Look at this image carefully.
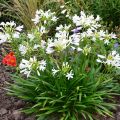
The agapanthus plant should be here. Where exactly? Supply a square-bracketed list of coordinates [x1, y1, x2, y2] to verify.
[1, 9, 120, 120]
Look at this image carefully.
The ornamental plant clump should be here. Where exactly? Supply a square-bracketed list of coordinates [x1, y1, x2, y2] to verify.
[0, 8, 120, 120]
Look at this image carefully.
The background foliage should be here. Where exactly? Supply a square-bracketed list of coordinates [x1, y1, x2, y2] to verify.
[0, 0, 63, 29]
[1, 0, 120, 30]
[66, 0, 120, 29]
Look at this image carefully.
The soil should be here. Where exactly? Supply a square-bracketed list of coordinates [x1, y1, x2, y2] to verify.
[0, 47, 35, 120]
[0, 46, 120, 120]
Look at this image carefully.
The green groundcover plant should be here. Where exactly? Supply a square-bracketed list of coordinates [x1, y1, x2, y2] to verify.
[0, 7, 120, 120]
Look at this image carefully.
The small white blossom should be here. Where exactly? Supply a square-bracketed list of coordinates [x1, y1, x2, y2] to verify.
[19, 59, 32, 77]
[40, 26, 47, 34]
[52, 68, 59, 76]
[61, 9, 67, 14]
[19, 44, 28, 55]
[57, 24, 71, 32]
[28, 33, 35, 40]
[0, 33, 8, 44]
[32, 14, 40, 24]
[51, 16, 58, 22]
[39, 60, 46, 71]
[70, 34, 81, 46]
[97, 54, 106, 59]
[13, 32, 20, 38]
[104, 39, 110, 45]
[66, 71, 74, 80]
[46, 41, 55, 54]
[34, 44, 40, 49]
[60, 5, 65, 9]
[72, 11, 101, 29]
[77, 47, 83, 52]
[106, 51, 120, 68]
[41, 40, 46, 49]
[6, 21, 16, 27]
[97, 51, 120, 68]
[16, 25, 23, 31]
[95, 15, 101, 21]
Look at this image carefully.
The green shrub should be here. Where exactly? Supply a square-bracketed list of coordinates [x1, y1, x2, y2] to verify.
[68, 0, 120, 28]
[9, 70, 119, 120]
[89, 0, 120, 28]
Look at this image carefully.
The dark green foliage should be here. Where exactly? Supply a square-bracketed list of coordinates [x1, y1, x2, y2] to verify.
[8, 69, 119, 120]
[67, 0, 120, 28]
[88, 0, 120, 28]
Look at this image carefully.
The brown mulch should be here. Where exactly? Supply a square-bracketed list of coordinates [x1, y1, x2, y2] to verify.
[0, 48, 35, 120]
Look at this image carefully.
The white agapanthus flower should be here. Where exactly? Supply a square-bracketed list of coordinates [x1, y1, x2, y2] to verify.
[19, 57, 37, 77]
[15, 25, 23, 31]
[40, 26, 47, 34]
[39, 60, 46, 71]
[51, 16, 58, 22]
[95, 15, 101, 21]
[72, 11, 101, 29]
[46, 41, 55, 54]
[96, 54, 106, 63]
[0, 21, 24, 42]
[61, 9, 67, 14]
[6, 21, 16, 26]
[46, 31, 71, 54]
[13, 32, 20, 38]
[60, 5, 65, 9]
[32, 9, 57, 25]
[32, 14, 40, 24]
[27, 33, 35, 40]
[70, 33, 81, 46]
[53, 38, 69, 51]
[19, 44, 28, 55]
[52, 68, 59, 76]
[106, 51, 120, 67]
[97, 51, 120, 68]
[0, 21, 16, 27]
[0, 21, 23, 32]
[56, 24, 71, 32]
[19, 59, 32, 78]
[66, 70, 74, 80]
[41, 40, 46, 49]
[33, 44, 40, 50]
[0, 33, 8, 44]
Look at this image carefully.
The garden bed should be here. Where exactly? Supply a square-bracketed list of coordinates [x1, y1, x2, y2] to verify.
[0, 53, 120, 120]
[0, 51, 35, 120]
[0, 6, 120, 120]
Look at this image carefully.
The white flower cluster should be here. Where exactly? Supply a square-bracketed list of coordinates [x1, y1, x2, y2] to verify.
[46, 24, 71, 54]
[71, 11, 116, 45]
[32, 9, 57, 25]
[73, 11, 101, 29]
[1, 9, 119, 79]
[51, 62, 74, 80]
[19, 44, 28, 55]
[18, 10, 119, 79]
[0, 21, 23, 44]
[19, 57, 46, 77]
[19, 57, 74, 80]
[97, 51, 120, 68]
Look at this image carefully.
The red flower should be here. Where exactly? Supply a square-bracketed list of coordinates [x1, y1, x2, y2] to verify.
[2, 52, 17, 67]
